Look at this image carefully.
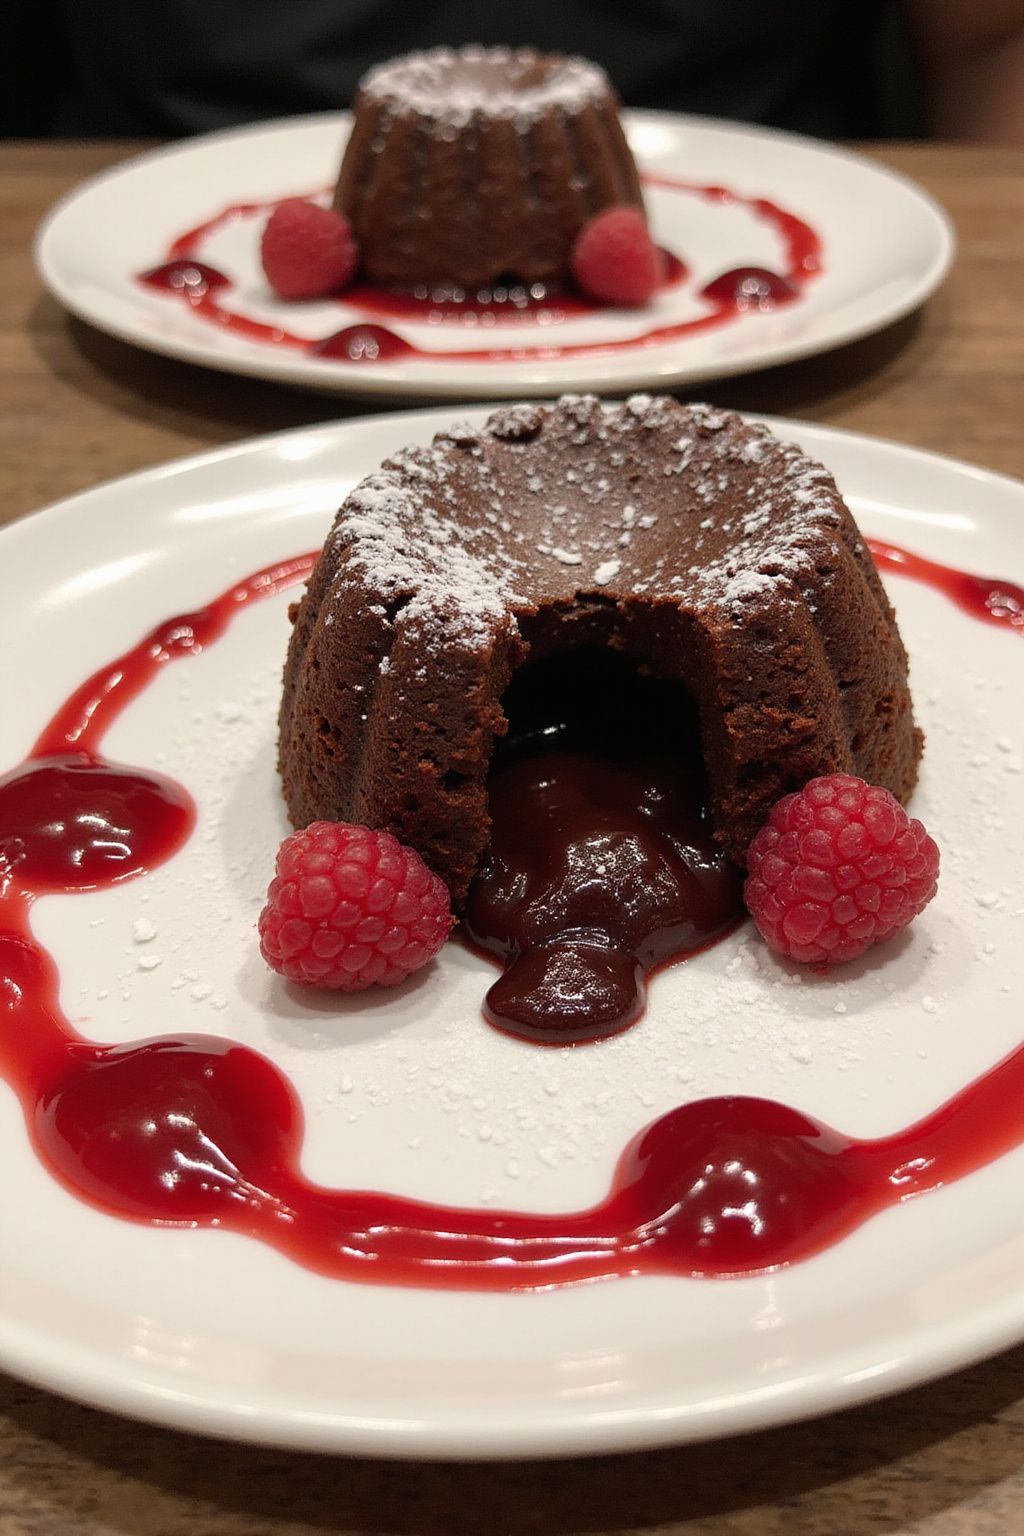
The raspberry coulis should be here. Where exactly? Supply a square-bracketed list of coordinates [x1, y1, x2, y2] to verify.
[0, 540, 1020, 1289]
[136, 174, 820, 365]
[867, 539, 1024, 633]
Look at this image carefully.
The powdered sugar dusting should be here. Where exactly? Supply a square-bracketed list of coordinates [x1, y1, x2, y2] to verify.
[359, 47, 608, 130]
[322, 394, 851, 654]
[537, 545, 583, 566]
[331, 457, 521, 647]
[487, 403, 544, 441]
[721, 570, 778, 603]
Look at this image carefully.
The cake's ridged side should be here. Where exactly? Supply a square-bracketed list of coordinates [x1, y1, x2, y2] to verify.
[669, 410, 920, 854]
[681, 512, 921, 862]
[688, 589, 850, 866]
[475, 114, 528, 280]
[332, 90, 377, 229]
[822, 515, 921, 802]
[520, 114, 583, 281]
[337, 103, 432, 286]
[574, 97, 644, 211]
[280, 557, 528, 903]
[333, 93, 392, 239]
[599, 97, 645, 207]
[840, 519, 925, 782]
[353, 612, 527, 901]
[278, 560, 392, 837]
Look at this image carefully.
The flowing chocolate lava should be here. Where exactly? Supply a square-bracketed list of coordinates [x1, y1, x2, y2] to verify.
[462, 649, 743, 1042]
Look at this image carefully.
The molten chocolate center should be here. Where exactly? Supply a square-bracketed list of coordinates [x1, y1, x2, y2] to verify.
[462, 649, 744, 1042]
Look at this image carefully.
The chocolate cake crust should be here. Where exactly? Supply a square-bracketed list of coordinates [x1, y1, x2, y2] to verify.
[279, 396, 922, 902]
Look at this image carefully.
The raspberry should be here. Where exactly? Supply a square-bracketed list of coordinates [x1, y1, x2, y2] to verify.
[570, 205, 665, 306]
[744, 774, 940, 965]
[258, 821, 452, 990]
[260, 199, 358, 300]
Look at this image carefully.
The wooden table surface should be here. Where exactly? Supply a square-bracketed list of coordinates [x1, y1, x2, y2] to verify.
[0, 140, 1022, 1535]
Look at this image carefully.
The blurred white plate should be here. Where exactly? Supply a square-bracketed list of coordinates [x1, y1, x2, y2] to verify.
[35, 112, 953, 398]
[0, 408, 1021, 1459]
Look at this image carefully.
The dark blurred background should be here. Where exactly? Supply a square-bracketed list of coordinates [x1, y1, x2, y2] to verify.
[3, 0, 1022, 143]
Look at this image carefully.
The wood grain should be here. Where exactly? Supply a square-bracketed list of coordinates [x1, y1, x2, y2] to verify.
[0, 140, 1022, 1535]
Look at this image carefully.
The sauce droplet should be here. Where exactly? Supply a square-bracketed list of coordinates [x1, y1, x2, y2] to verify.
[139, 260, 231, 299]
[0, 755, 194, 893]
[314, 324, 416, 362]
[700, 266, 798, 310]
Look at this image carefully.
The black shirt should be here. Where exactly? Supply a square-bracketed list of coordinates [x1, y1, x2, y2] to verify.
[6, 0, 916, 140]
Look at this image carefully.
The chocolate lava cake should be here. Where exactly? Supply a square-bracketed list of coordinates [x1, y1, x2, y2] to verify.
[279, 395, 922, 902]
[333, 46, 644, 290]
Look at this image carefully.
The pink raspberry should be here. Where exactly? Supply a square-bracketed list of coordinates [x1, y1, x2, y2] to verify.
[259, 821, 452, 990]
[260, 199, 358, 300]
[570, 205, 665, 306]
[744, 774, 940, 965]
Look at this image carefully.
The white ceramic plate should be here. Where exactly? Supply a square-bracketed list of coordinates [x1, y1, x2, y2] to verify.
[1, 408, 1022, 1459]
[35, 112, 953, 399]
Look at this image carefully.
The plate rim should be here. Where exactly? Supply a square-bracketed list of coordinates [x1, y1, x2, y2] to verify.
[8, 400, 1023, 547]
[1, 405, 1023, 1458]
[34, 109, 957, 400]
[3, 1290, 1024, 1461]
